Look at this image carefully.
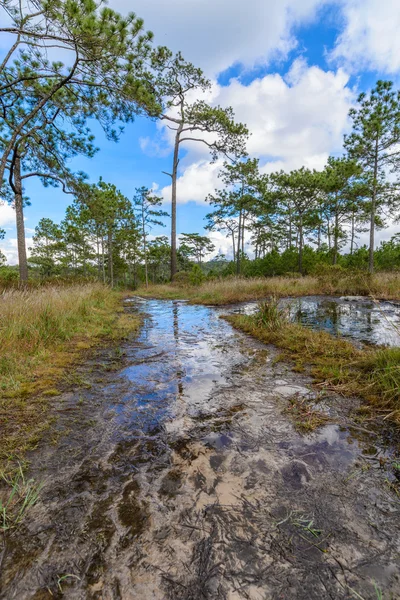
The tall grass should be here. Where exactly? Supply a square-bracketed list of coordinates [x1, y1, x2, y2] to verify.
[0, 464, 42, 531]
[0, 283, 140, 468]
[138, 272, 400, 305]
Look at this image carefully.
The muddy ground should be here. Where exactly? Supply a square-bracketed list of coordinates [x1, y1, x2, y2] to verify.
[1, 298, 399, 600]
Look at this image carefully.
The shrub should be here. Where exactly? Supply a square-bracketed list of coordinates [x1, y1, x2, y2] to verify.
[255, 297, 289, 331]
[188, 264, 205, 286]
[172, 271, 190, 287]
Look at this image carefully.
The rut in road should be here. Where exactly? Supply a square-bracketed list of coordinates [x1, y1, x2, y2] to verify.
[1, 298, 399, 600]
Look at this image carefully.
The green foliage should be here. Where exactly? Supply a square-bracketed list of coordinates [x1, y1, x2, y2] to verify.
[255, 298, 288, 332]
[345, 80, 400, 273]
[188, 264, 205, 286]
[173, 271, 191, 287]
[180, 233, 215, 264]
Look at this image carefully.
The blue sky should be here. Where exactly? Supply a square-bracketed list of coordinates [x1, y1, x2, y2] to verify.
[1, 0, 400, 262]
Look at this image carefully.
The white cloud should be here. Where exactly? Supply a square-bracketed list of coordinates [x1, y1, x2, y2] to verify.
[110, 0, 328, 77]
[0, 237, 33, 265]
[331, 0, 400, 74]
[161, 160, 224, 205]
[0, 203, 15, 227]
[160, 61, 355, 204]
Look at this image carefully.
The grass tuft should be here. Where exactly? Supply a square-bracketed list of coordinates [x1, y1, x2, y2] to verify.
[0, 464, 42, 531]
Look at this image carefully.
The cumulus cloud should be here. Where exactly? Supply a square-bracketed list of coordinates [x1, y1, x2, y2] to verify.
[331, 0, 400, 74]
[0, 203, 15, 227]
[111, 0, 328, 77]
[161, 160, 224, 205]
[160, 61, 355, 204]
[0, 237, 33, 266]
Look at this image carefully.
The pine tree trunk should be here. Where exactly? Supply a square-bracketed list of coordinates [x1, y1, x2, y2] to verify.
[14, 153, 28, 284]
[369, 139, 379, 274]
[231, 232, 236, 262]
[108, 228, 114, 286]
[298, 216, 303, 275]
[142, 205, 148, 287]
[350, 211, 355, 255]
[236, 209, 242, 275]
[101, 236, 106, 284]
[333, 193, 339, 265]
[170, 123, 183, 280]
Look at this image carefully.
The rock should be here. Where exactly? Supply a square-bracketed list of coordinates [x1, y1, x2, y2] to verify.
[340, 296, 368, 302]
[274, 384, 310, 398]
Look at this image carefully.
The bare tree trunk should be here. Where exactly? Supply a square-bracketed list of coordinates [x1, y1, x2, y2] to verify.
[236, 209, 242, 275]
[298, 216, 303, 275]
[142, 204, 148, 287]
[350, 211, 355, 255]
[231, 231, 236, 262]
[333, 193, 339, 265]
[108, 227, 114, 287]
[170, 123, 183, 280]
[101, 236, 106, 284]
[369, 139, 379, 274]
[96, 232, 101, 280]
[14, 153, 28, 283]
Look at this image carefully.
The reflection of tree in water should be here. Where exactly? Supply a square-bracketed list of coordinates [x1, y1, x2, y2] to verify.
[320, 301, 341, 336]
[173, 302, 184, 396]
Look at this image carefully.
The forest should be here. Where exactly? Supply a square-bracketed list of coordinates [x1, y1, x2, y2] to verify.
[0, 3, 400, 288]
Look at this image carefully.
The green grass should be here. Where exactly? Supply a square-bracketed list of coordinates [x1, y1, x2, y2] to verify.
[0, 284, 141, 470]
[224, 299, 400, 423]
[0, 464, 42, 531]
[137, 272, 400, 305]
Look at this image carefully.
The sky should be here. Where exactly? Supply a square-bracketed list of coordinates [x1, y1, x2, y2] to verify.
[1, 0, 400, 263]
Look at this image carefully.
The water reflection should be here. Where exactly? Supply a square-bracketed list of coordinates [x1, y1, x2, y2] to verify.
[281, 296, 400, 347]
[228, 296, 400, 347]
[110, 300, 244, 437]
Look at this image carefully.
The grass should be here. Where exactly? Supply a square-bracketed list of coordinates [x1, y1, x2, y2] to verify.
[224, 299, 400, 424]
[136, 272, 400, 305]
[285, 396, 330, 433]
[0, 464, 42, 531]
[0, 283, 141, 470]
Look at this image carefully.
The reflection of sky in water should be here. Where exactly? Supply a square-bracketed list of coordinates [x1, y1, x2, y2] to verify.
[229, 296, 400, 347]
[108, 300, 246, 435]
[281, 297, 400, 347]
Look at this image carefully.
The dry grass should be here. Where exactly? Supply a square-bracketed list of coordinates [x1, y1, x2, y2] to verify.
[285, 396, 330, 433]
[137, 272, 400, 305]
[0, 284, 141, 468]
[224, 306, 400, 423]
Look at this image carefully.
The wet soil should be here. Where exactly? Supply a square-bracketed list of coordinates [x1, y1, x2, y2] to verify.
[1, 298, 400, 599]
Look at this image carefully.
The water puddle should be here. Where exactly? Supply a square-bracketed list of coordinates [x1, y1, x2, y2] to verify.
[227, 295, 400, 347]
[1, 299, 399, 600]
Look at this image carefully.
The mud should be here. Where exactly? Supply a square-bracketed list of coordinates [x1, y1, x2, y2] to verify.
[1, 298, 400, 599]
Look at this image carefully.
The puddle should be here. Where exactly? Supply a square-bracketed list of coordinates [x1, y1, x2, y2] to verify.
[1, 299, 399, 599]
[225, 295, 400, 347]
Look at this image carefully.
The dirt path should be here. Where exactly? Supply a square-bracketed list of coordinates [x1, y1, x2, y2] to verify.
[1, 298, 399, 600]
